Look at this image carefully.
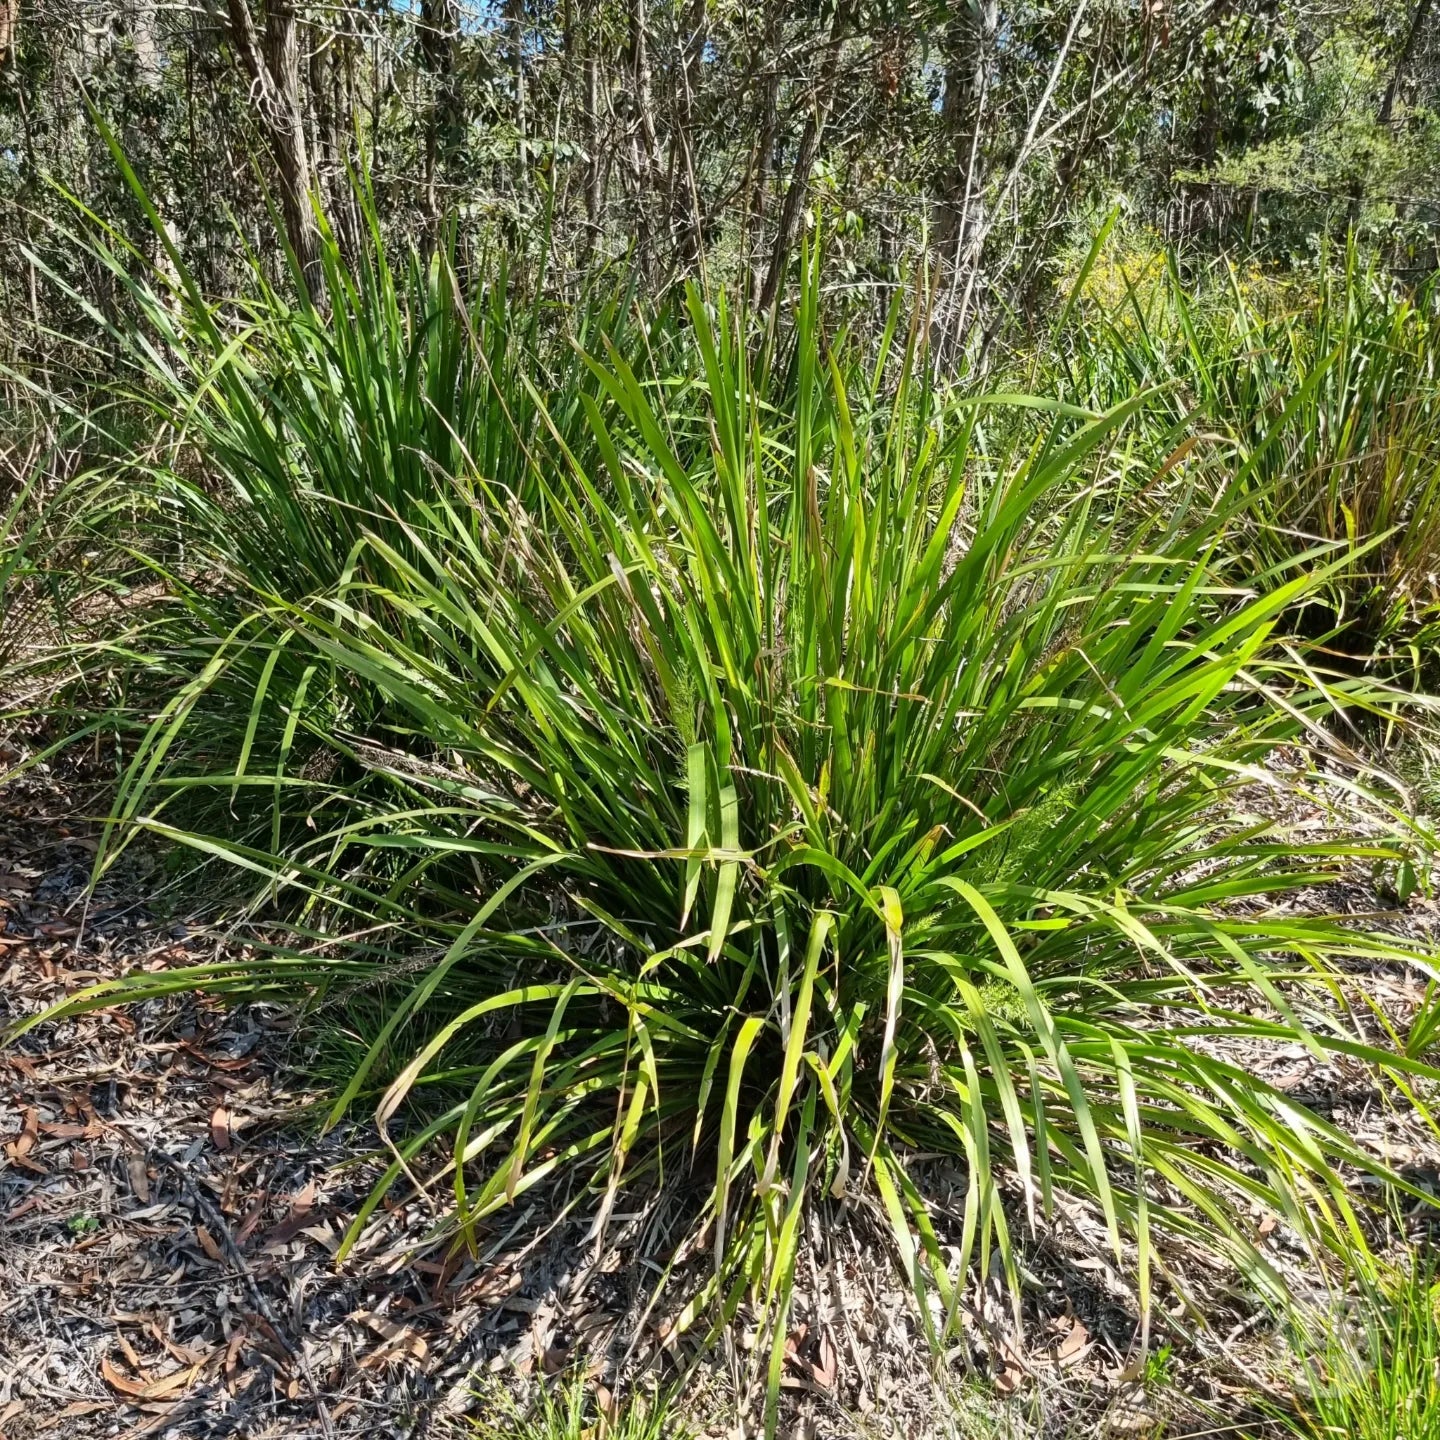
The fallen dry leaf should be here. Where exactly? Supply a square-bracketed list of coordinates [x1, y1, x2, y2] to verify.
[56, 1401, 110, 1418]
[196, 1224, 224, 1261]
[596, 1385, 619, 1425]
[1107, 1356, 1146, 1386]
[209, 1105, 232, 1151]
[148, 1322, 210, 1367]
[100, 1355, 153, 1398]
[358, 1332, 429, 1369]
[1105, 1406, 1158, 1435]
[40, 1119, 98, 1139]
[5, 1195, 44, 1222]
[126, 1155, 150, 1204]
[115, 1329, 150, 1378]
[5, 1106, 38, 1159]
[235, 1192, 268, 1245]
[262, 1179, 316, 1246]
[102, 1350, 203, 1402]
[298, 1218, 339, 1253]
[224, 1327, 248, 1378]
[813, 1329, 839, 1389]
[995, 1336, 1027, 1395]
[141, 1363, 202, 1400]
[353, 1309, 429, 1366]
[1050, 1316, 1091, 1367]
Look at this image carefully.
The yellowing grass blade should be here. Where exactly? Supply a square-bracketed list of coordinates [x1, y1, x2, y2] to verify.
[714, 1014, 766, 1274]
[864, 885, 905, 1181]
[761, 911, 831, 1193]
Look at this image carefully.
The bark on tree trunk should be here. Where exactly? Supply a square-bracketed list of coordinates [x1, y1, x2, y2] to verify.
[626, 0, 662, 274]
[585, 48, 602, 235]
[575, 0, 604, 247]
[933, 2, 996, 266]
[758, 3, 849, 314]
[122, 0, 164, 87]
[747, 3, 781, 305]
[1381, 0, 1434, 124]
[224, 0, 322, 298]
[0, 0, 20, 69]
[671, 0, 709, 274]
[507, 0, 526, 166]
[420, 0, 460, 233]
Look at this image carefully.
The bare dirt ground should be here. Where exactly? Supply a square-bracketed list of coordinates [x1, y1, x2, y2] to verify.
[4, 751, 1440, 1440]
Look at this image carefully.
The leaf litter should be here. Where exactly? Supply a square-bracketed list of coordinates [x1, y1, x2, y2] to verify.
[3, 745, 1440, 1439]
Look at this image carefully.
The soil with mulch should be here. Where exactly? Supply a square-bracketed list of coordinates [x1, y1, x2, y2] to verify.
[0, 774, 743, 1440]
[4, 746, 1440, 1440]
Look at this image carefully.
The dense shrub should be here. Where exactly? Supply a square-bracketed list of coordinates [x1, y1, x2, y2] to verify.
[10, 197, 1440, 1432]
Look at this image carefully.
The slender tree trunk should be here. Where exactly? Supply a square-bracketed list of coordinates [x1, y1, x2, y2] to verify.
[1381, 0, 1434, 124]
[670, 0, 708, 273]
[747, 1, 781, 305]
[123, 0, 164, 87]
[261, 0, 318, 281]
[627, 0, 662, 273]
[572, 0, 603, 249]
[309, 18, 335, 231]
[758, 3, 849, 313]
[328, 7, 361, 261]
[946, 0, 1089, 355]
[224, 0, 323, 297]
[585, 44, 602, 236]
[0, 0, 19, 70]
[933, 3, 996, 266]
[629, 0, 659, 164]
[420, 0, 460, 233]
[507, 0, 526, 167]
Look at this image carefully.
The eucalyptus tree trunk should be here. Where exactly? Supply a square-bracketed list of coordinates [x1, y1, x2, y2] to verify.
[420, 0, 460, 232]
[627, 0, 662, 274]
[121, 0, 163, 87]
[671, 0, 708, 274]
[223, 0, 322, 297]
[1381, 0, 1434, 123]
[507, 0, 526, 166]
[584, 42, 603, 237]
[933, 2, 996, 275]
[0, 0, 18, 68]
[758, 1, 850, 313]
[747, 0, 781, 305]
[571, 0, 606, 249]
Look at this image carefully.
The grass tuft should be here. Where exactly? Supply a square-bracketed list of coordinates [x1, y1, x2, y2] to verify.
[471, 1372, 685, 1440]
[1273, 1258, 1440, 1440]
[8, 170, 1440, 1435]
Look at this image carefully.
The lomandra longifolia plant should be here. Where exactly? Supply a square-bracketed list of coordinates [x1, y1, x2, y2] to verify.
[14, 161, 1440, 1433]
[1060, 230, 1440, 660]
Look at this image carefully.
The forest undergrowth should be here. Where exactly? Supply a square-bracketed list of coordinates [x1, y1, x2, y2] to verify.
[4, 171, 1440, 1439]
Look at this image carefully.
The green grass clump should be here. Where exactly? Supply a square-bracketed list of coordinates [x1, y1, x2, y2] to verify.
[0, 430, 94, 679]
[473, 1373, 683, 1440]
[1059, 228, 1440, 662]
[10, 170, 1440, 1436]
[1276, 1260, 1440, 1440]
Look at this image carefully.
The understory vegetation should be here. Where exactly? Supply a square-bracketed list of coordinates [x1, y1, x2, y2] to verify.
[4, 184, 1440, 1435]
[4, 3, 1440, 1435]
